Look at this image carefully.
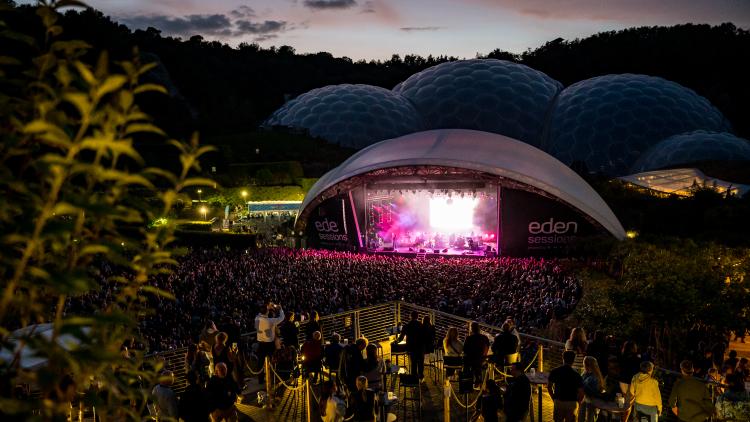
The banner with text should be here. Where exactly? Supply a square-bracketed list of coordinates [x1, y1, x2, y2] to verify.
[306, 195, 359, 251]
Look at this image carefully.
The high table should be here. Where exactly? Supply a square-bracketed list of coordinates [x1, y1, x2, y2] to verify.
[526, 372, 549, 422]
[588, 397, 628, 421]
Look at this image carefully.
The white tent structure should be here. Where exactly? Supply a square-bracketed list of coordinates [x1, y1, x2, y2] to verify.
[299, 129, 625, 240]
[0, 323, 87, 370]
[620, 168, 750, 197]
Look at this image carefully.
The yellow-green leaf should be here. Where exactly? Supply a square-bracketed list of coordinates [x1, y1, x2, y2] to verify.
[62, 92, 92, 116]
[124, 123, 165, 136]
[95, 75, 127, 99]
[133, 83, 167, 95]
[79, 244, 110, 256]
[52, 202, 79, 215]
[73, 61, 95, 85]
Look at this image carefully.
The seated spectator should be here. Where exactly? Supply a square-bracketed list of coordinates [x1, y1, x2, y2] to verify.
[715, 372, 750, 421]
[363, 344, 385, 392]
[603, 357, 621, 401]
[491, 322, 520, 365]
[463, 321, 490, 386]
[319, 380, 346, 422]
[179, 370, 210, 422]
[301, 331, 324, 382]
[207, 362, 239, 422]
[349, 376, 377, 422]
[628, 361, 662, 422]
[475, 379, 502, 422]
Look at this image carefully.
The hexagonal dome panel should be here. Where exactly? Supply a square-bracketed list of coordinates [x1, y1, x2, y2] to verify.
[393, 59, 562, 147]
[631, 130, 750, 173]
[263, 84, 425, 149]
[546, 74, 732, 176]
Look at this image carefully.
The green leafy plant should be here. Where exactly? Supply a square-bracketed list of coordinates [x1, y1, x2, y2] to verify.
[0, 1, 213, 419]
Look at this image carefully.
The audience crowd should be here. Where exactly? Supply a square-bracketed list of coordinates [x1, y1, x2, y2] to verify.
[67, 247, 580, 352]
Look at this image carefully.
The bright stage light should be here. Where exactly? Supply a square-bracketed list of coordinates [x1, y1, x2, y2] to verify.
[429, 197, 478, 231]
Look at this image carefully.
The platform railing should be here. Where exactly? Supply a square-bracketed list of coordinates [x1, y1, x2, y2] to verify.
[147, 300, 714, 421]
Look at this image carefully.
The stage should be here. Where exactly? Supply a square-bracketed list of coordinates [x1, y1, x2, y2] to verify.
[370, 246, 496, 259]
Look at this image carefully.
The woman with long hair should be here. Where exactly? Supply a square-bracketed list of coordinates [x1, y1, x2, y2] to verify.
[350, 376, 377, 422]
[319, 379, 346, 422]
[443, 327, 463, 357]
[579, 356, 605, 422]
[362, 344, 385, 392]
[565, 327, 587, 355]
[306, 310, 322, 341]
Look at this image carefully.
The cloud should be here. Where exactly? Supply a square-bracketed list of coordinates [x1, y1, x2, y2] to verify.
[122, 14, 234, 37]
[236, 20, 288, 35]
[121, 13, 291, 41]
[400, 26, 442, 32]
[230, 5, 256, 19]
[303, 0, 357, 10]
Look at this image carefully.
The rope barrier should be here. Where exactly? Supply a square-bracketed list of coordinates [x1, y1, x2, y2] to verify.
[524, 350, 539, 372]
[245, 361, 264, 375]
[270, 363, 307, 391]
[446, 368, 489, 409]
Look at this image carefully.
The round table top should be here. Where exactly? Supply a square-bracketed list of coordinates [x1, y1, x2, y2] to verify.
[526, 372, 549, 385]
[588, 397, 628, 413]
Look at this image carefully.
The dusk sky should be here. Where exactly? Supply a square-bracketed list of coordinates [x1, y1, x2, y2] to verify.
[85, 0, 750, 60]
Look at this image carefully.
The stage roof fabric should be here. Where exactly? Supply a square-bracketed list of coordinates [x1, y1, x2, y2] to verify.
[302, 129, 626, 239]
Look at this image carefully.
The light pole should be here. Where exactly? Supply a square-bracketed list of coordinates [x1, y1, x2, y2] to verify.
[200, 206, 207, 221]
[197, 189, 202, 202]
[241, 190, 248, 202]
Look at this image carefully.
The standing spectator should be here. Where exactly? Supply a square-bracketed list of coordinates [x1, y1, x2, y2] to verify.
[301, 331, 324, 382]
[255, 301, 285, 381]
[207, 362, 239, 422]
[343, 338, 367, 391]
[179, 370, 210, 422]
[195, 341, 214, 384]
[422, 315, 436, 356]
[585, 331, 609, 376]
[219, 316, 241, 352]
[319, 380, 346, 422]
[306, 310, 322, 341]
[504, 362, 531, 422]
[548, 350, 584, 422]
[279, 312, 299, 349]
[463, 321, 490, 386]
[212, 332, 234, 376]
[737, 358, 749, 379]
[565, 327, 587, 355]
[491, 322, 520, 365]
[618, 341, 641, 421]
[579, 356, 605, 422]
[628, 361, 662, 421]
[325, 333, 345, 374]
[350, 376, 377, 422]
[725, 349, 739, 370]
[668, 360, 714, 422]
[152, 370, 178, 419]
[200, 320, 219, 347]
[397, 311, 425, 381]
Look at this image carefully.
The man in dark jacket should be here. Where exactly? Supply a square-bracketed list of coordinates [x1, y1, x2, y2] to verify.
[397, 311, 425, 380]
[504, 363, 531, 422]
[325, 333, 345, 374]
[463, 321, 490, 385]
[343, 338, 367, 391]
[668, 360, 714, 422]
[492, 322, 520, 365]
[179, 370, 210, 422]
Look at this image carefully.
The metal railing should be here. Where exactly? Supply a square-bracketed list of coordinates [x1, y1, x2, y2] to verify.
[147, 300, 717, 421]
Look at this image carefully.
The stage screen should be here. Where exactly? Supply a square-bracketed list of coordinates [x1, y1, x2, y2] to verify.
[364, 186, 498, 256]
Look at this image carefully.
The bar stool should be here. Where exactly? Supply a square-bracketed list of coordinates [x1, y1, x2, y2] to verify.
[398, 373, 422, 420]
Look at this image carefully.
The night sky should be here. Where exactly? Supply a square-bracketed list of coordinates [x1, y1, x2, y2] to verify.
[80, 0, 750, 59]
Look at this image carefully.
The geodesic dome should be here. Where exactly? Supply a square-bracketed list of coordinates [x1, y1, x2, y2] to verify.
[545, 74, 732, 176]
[262, 84, 424, 149]
[393, 59, 562, 147]
[630, 130, 750, 173]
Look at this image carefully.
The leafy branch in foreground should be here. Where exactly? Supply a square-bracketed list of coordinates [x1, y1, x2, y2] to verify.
[0, 1, 214, 419]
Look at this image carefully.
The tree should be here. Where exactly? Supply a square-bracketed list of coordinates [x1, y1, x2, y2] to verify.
[0, 1, 213, 418]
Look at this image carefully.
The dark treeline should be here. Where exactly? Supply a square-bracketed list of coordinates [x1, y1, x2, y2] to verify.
[5, 3, 749, 142]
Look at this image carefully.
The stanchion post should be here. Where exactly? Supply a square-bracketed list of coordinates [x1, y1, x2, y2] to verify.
[265, 356, 274, 409]
[538, 385, 543, 422]
[538, 343, 544, 373]
[443, 379, 451, 422]
[306, 378, 312, 422]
